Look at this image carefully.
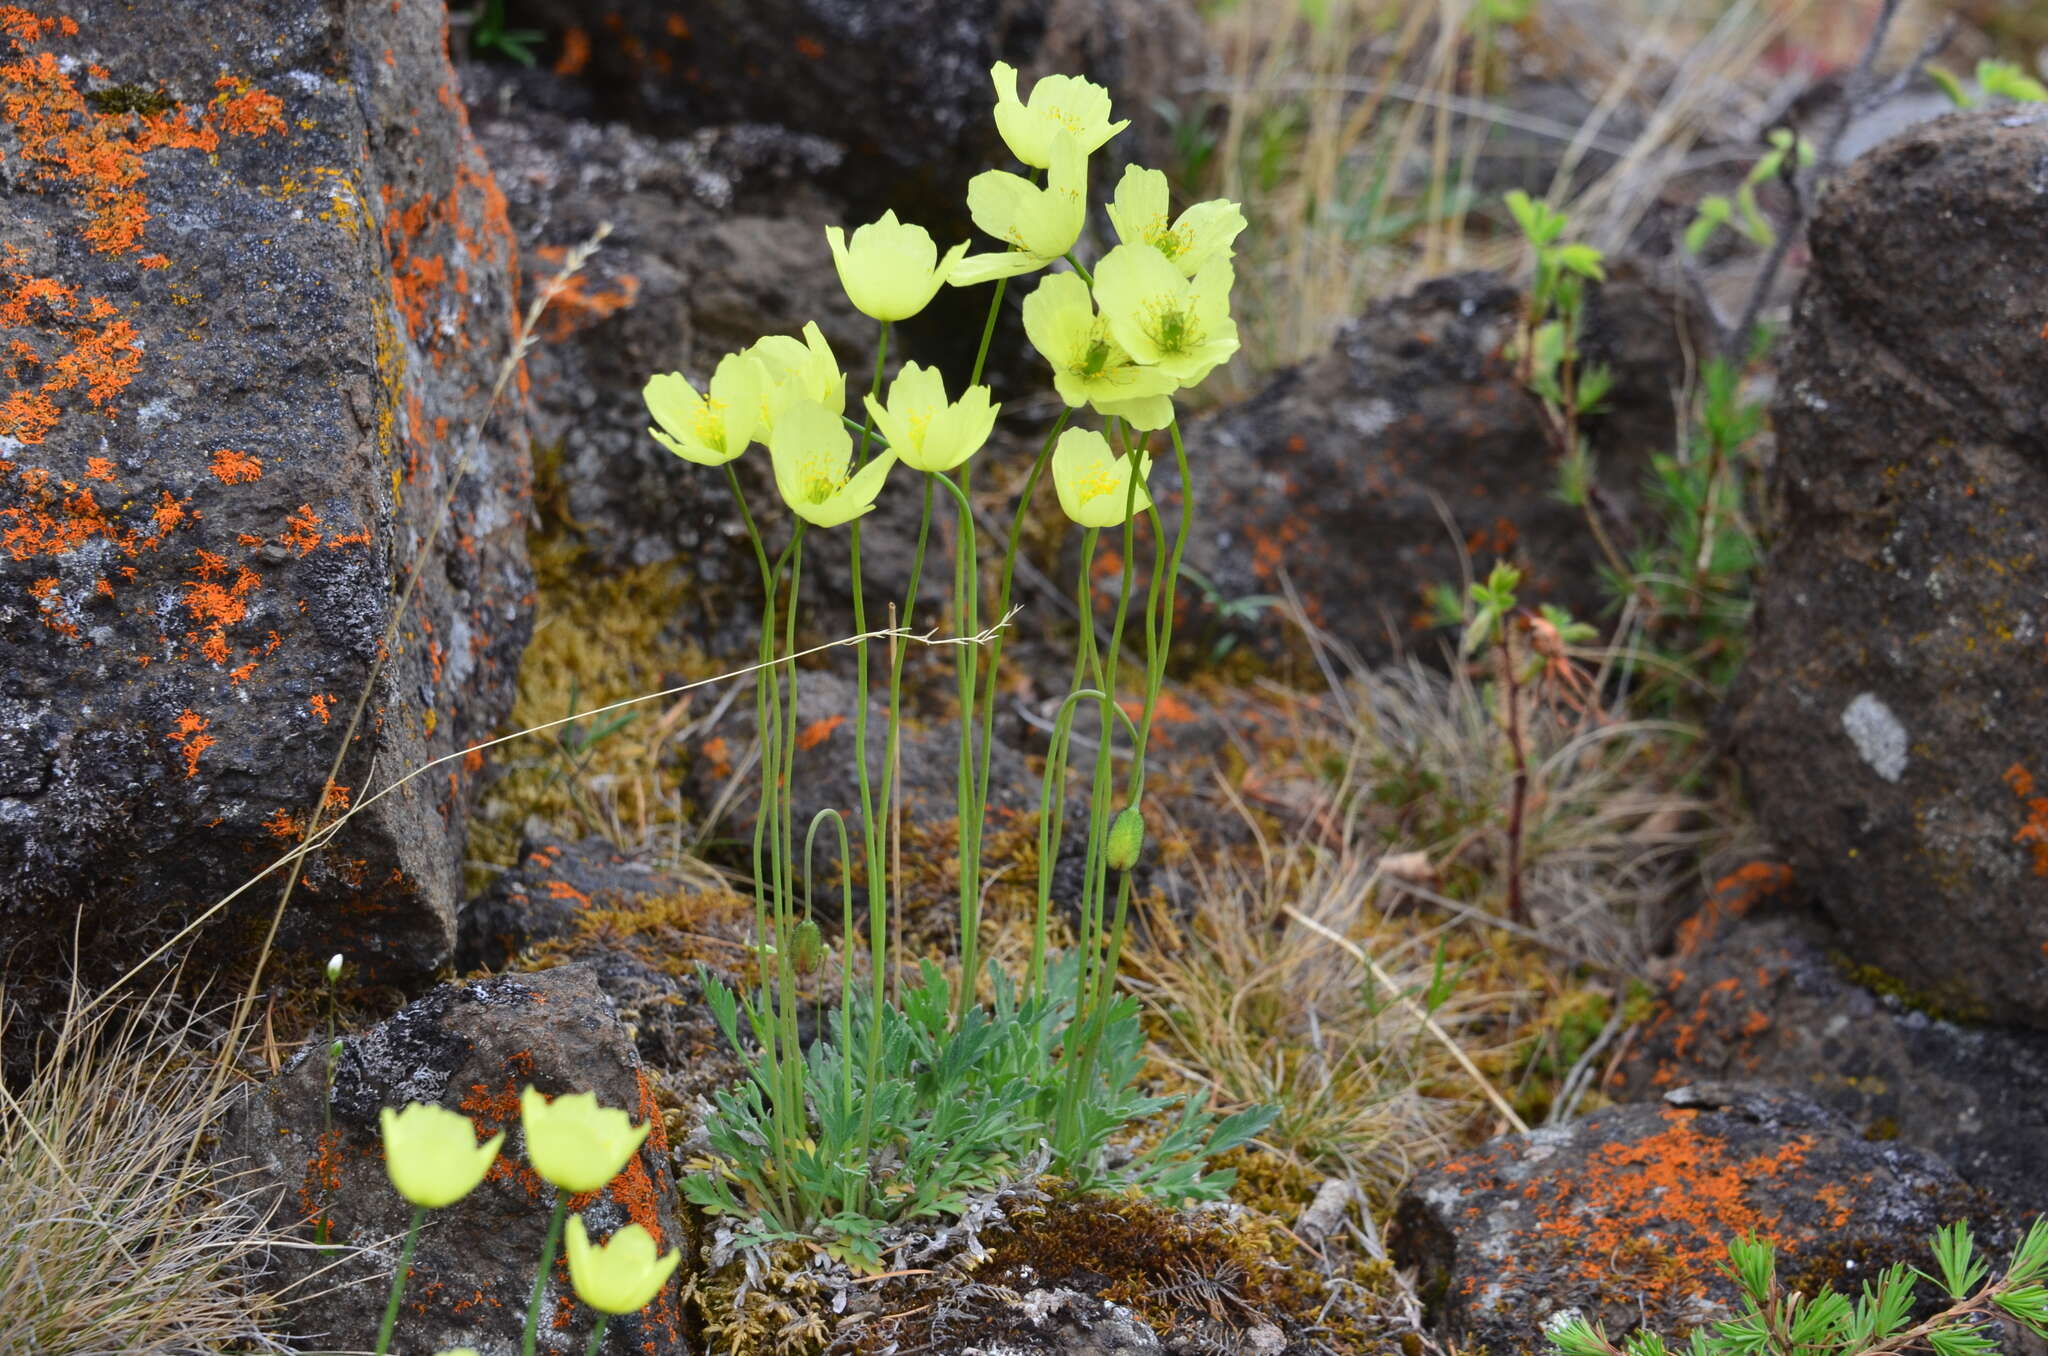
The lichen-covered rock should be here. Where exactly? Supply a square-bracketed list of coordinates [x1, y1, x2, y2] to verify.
[1171, 271, 1674, 663]
[1728, 108, 2048, 1026]
[1391, 1088, 1999, 1356]
[1613, 885, 2048, 1218]
[459, 834, 724, 972]
[501, 0, 1207, 217]
[219, 963, 687, 1355]
[464, 67, 874, 616]
[0, 3, 530, 985]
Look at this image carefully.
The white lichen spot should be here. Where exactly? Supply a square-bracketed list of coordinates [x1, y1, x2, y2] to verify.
[136, 397, 180, 429]
[1543, 1308, 1586, 1336]
[1342, 397, 1398, 440]
[1842, 692, 1908, 783]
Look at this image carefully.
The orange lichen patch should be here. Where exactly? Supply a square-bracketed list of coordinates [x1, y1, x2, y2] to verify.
[0, 461, 191, 562]
[209, 74, 284, 138]
[544, 879, 592, 906]
[310, 692, 333, 724]
[2005, 763, 2048, 877]
[83, 455, 113, 480]
[209, 448, 264, 483]
[0, 246, 142, 441]
[27, 572, 77, 636]
[180, 552, 259, 657]
[166, 708, 213, 777]
[281, 503, 323, 555]
[324, 784, 351, 810]
[1, 18, 291, 260]
[1674, 861, 1794, 958]
[261, 806, 303, 841]
[137, 252, 167, 269]
[796, 714, 845, 751]
[531, 251, 639, 341]
[1473, 1110, 1818, 1308]
[794, 34, 825, 59]
[554, 25, 592, 75]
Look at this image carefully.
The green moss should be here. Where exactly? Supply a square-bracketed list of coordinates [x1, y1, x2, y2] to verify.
[85, 84, 179, 116]
[1831, 953, 1990, 1025]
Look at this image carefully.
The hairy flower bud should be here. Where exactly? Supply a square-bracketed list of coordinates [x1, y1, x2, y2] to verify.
[1106, 806, 1145, 872]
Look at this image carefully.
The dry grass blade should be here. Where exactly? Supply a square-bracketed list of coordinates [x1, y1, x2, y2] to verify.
[0, 985, 306, 1355]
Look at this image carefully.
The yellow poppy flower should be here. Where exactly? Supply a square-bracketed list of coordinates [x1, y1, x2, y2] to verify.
[1021, 270, 1177, 423]
[990, 61, 1127, 169]
[1090, 242, 1238, 387]
[379, 1103, 503, 1210]
[564, 1216, 682, 1315]
[954, 130, 1087, 286]
[826, 210, 969, 322]
[1050, 427, 1153, 528]
[643, 352, 763, 466]
[1104, 165, 1246, 278]
[862, 362, 999, 473]
[519, 1087, 651, 1195]
[746, 321, 846, 435]
[769, 399, 898, 528]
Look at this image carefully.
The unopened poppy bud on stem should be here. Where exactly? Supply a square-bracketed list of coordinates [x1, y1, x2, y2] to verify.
[1107, 806, 1145, 871]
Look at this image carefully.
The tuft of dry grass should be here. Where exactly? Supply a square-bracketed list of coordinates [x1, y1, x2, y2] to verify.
[0, 981, 307, 1355]
[1124, 618, 1741, 1194]
[1185, 0, 1863, 389]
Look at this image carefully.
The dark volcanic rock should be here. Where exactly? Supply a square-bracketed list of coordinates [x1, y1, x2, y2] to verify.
[0, 3, 530, 984]
[459, 834, 723, 972]
[220, 964, 687, 1355]
[465, 68, 874, 623]
[1728, 108, 2048, 1026]
[1172, 271, 1673, 664]
[1614, 902, 2048, 1218]
[1392, 1088, 1999, 1356]
[499, 0, 1208, 218]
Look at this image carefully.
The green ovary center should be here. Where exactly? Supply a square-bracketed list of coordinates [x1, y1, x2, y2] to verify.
[799, 458, 842, 504]
[1077, 333, 1115, 380]
[1146, 215, 1187, 259]
[1142, 298, 1199, 356]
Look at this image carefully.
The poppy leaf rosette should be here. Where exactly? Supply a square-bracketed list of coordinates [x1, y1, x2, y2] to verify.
[1105, 165, 1246, 278]
[519, 1087, 651, 1195]
[379, 1102, 504, 1209]
[745, 320, 847, 435]
[1092, 243, 1239, 389]
[643, 352, 763, 466]
[769, 399, 898, 528]
[989, 61, 1127, 169]
[954, 130, 1088, 286]
[1051, 427, 1154, 529]
[1021, 270, 1178, 432]
[564, 1216, 682, 1315]
[826, 210, 969, 322]
[862, 363, 999, 474]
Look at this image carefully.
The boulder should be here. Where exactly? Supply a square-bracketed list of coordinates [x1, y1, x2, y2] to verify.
[497, 0, 1208, 218]
[1728, 108, 2048, 1026]
[1391, 1088, 2000, 1355]
[220, 963, 688, 1355]
[1171, 271, 1676, 664]
[0, 2, 531, 985]
[1613, 891, 2048, 1218]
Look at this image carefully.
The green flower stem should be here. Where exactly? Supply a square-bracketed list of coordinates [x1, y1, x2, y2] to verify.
[862, 475, 933, 1159]
[521, 1196, 569, 1356]
[1056, 446, 1147, 1164]
[845, 318, 890, 1199]
[372, 1204, 426, 1356]
[584, 1314, 610, 1356]
[1062, 252, 1094, 286]
[970, 411, 1068, 995]
[775, 526, 807, 1162]
[857, 320, 890, 466]
[968, 278, 1006, 390]
[1085, 421, 1198, 1101]
[928, 470, 982, 1021]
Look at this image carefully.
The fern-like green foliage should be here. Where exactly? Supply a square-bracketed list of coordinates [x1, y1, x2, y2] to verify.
[687, 956, 1272, 1269]
[1545, 1218, 2048, 1356]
